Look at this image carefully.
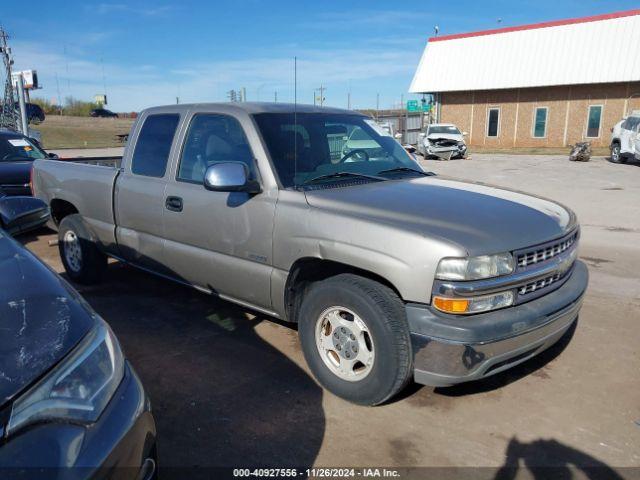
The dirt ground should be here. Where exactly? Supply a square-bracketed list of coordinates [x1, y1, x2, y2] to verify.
[19, 153, 640, 479]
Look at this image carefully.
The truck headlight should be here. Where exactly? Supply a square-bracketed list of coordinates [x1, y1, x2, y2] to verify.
[7, 321, 124, 435]
[436, 253, 514, 281]
[433, 290, 514, 314]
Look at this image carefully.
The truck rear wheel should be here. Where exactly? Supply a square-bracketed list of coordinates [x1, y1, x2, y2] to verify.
[58, 215, 107, 285]
[298, 274, 412, 406]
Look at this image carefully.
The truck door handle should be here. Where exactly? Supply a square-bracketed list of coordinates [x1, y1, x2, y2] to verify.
[165, 196, 183, 212]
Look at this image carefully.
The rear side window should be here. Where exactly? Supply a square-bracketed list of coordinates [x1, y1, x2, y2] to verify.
[131, 114, 180, 177]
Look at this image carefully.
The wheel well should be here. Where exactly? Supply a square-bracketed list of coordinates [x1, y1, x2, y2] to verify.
[50, 199, 78, 226]
[284, 258, 402, 323]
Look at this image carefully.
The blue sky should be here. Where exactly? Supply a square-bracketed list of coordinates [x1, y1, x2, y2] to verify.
[4, 0, 639, 111]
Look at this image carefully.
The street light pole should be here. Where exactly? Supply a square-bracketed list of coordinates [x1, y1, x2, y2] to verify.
[16, 74, 28, 135]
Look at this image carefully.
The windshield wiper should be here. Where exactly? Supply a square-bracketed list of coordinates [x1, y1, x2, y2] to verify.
[302, 171, 386, 185]
[376, 167, 433, 177]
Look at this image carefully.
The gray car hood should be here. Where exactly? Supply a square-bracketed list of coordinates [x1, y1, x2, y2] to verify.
[0, 233, 95, 409]
[304, 177, 575, 256]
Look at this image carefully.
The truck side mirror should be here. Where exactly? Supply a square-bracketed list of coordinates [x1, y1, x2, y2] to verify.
[47, 152, 58, 159]
[203, 162, 261, 194]
[394, 133, 403, 139]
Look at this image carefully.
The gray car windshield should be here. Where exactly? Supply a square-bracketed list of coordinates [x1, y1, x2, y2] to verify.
[253, 113, 423, 188]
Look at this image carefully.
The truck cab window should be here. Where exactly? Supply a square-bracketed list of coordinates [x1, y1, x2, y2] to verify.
[178, 114, 255, 183]
[131, 114, 180, 177]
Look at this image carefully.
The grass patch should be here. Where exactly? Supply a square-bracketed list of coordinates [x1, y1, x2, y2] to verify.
[35, 115, 134, 149]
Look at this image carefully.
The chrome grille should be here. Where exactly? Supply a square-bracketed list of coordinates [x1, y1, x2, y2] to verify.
[517, 232, 578, 268]
[518, 273, 562, 295]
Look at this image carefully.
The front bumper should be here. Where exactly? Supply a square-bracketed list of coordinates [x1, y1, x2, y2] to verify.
[0, 362, 156, 479]
[408, 260, 588, 387]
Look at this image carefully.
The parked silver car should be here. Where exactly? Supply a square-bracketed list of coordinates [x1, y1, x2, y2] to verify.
[33, 103, 588, 405]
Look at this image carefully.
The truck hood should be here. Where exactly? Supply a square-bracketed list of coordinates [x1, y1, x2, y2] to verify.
[0, 233, 95, 409]
[304, 177, 575, 255]
[0, 161, 32, 189]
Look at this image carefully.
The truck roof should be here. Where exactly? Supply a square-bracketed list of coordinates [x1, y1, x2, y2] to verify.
[141, 102, 364, 116]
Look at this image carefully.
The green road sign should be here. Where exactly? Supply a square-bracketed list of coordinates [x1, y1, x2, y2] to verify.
[406, 100, 419, 112]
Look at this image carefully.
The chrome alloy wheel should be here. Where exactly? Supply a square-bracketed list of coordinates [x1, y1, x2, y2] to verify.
[611, 144, 621, 162]
[315, 306, 375, 382]
[63, 230, 82, 273]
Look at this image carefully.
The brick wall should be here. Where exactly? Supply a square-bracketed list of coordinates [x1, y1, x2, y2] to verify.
[439, 82, 640, 148]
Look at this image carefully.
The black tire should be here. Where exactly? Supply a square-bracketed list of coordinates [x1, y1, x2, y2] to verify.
[298, 274, 412, 406]
[610, 143, 626, 163]
[58, 214, 107, 284]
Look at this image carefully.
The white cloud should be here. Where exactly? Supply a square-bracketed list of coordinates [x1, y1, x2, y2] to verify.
[12, 39, 422, 111]
[94, 3, 174, 16]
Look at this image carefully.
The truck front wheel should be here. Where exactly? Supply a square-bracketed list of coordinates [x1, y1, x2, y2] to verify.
[58, 215, 107, 284]
[298, 274, 412, 406]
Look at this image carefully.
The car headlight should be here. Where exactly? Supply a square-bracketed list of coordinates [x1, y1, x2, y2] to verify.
[7, 321, 124, 435]
[436, 253, 514, 281]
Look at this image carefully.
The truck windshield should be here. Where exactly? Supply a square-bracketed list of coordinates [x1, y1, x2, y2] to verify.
[253, 113, 422, 188]
[0, 136, 46, 162]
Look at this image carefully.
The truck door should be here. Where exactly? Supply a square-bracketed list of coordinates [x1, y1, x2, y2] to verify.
[162, 112, 276, 310]
[114, 112, 182, 274]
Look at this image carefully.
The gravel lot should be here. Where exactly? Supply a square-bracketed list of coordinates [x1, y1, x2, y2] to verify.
[19, 152, 640, 478]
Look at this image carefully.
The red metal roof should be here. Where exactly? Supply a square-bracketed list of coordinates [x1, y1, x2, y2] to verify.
[428, 8, 640, 43]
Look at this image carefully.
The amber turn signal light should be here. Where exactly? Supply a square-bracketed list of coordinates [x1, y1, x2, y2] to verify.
[433, 296, 469, 313]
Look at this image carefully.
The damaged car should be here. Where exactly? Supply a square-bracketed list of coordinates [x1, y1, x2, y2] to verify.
[418, 123, 468, 160]
[0, 232, 157, 478]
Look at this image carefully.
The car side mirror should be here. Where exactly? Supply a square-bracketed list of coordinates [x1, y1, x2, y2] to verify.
[462, 132, 469, 136]
[47, 152, 58, 159]
[419, 132, 427, 138]
[393, 133, 403, 139]
[203, 162, 261, 194]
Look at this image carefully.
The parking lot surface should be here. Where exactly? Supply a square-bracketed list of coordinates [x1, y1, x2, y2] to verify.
[20, 153, 640, 476]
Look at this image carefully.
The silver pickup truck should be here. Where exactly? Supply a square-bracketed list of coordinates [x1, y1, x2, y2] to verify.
[33, 103, 588, 405]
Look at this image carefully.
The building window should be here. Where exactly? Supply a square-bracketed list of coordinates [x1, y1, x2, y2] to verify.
[586, 105, 602, 138]
[487, 108, 500, 137]
[533, 107, 548, 138]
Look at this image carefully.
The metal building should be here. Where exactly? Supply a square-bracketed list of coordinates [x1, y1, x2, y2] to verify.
[410, 9, 640, 149]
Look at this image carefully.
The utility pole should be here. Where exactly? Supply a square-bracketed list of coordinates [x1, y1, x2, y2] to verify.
[376, 93, 380, 119]
[16, 74, 28, 135]
[274, 91, 277, 102]
[315, 85, 326, 106]
[0, 27, 20, 131]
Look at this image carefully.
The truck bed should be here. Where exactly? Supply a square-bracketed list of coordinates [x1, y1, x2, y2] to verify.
[32, 158, 121, 246]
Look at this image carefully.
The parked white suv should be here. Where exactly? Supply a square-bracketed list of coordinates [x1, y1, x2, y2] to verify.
[610, 112, 640, 163]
